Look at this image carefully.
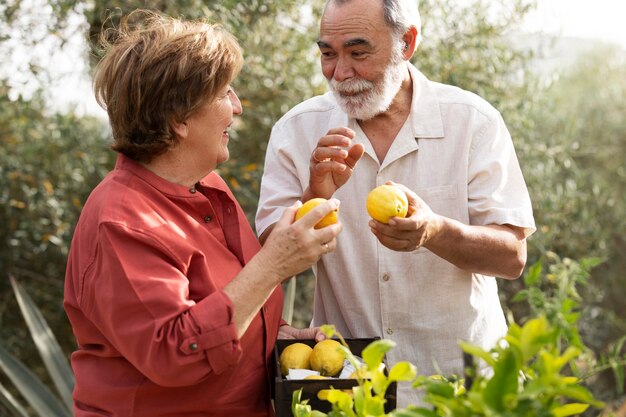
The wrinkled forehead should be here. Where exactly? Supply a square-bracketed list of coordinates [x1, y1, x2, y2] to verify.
[319, 0, 389, 47]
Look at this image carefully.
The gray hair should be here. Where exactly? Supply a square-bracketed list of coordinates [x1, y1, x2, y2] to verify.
[325, 0, 422, 47]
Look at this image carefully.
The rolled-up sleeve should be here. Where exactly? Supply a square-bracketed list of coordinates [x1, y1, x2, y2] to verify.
[79, 221, 243, 387]
[186, 291, 242, 374]
[467, 111, 536, 237]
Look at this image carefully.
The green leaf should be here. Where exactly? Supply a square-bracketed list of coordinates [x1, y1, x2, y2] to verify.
[362, 339, 396, 371]
[0, 381, 30, 417]
[370, 369, 390, 397]
[458, 341, 496, 367]
[393, 406, 440, 417]
[325, 390, 356, 417]
[423, 379, 455, 398]
[10, 276, 74, 410]
[556, 385, 605, 408]
[483, 350, 520, 411]
[519, 317, 553, 362]
[293, 403, 314, 417]
[352, 385, 365, 415]
[388, 362, 417, 382]
[320, 325, 337, 339]
[0, 345, 71, 417]
[337, 345, 360, 372]
[362, 395, 385, 416]
[510, 289, 529, 302]
[524, 259, 543, 286]
[551, 403, 589, 417]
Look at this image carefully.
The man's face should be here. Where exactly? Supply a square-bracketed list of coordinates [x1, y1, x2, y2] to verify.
[318, 0, 407, 120]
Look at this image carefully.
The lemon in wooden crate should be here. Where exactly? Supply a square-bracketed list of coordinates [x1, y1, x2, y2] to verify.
[310, 339, 344, 377]
[279, 342, 313, 376]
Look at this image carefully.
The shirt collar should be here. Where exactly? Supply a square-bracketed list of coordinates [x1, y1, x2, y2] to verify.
[407, 63, 445, 139]
[114, 153, 228, 197]
[327, 63, 445, 140]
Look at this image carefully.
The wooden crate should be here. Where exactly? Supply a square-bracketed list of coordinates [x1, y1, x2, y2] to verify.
[272, 338, 397, 417]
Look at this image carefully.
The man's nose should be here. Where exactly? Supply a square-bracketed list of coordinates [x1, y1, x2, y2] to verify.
[333, 57, 355, 82]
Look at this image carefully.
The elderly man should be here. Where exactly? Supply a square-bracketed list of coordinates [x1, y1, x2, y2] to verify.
[256, 0, 535, 407]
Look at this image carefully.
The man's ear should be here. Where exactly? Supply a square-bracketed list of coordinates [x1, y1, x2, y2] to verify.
[402, 26, 419, 59]
[170, 117, 188, 140]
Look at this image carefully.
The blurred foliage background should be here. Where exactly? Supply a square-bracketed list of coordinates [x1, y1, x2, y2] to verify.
[1, 0, 624, 415]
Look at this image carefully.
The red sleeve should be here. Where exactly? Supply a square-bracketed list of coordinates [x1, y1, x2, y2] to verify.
[79, 222, 242, 387]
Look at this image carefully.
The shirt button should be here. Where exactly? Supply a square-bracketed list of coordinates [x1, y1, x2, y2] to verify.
[226, 207, 232, 215]
[189, 342, 198, 351]
[386, 328, 393, 335]
[382, 274, 390, 282]
[204, 215, 212, 223]
[189, 187, 196, 194]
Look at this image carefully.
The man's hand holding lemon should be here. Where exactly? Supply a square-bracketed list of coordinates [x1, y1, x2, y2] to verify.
[304, 127, 365, 201]
[367, 182, 442, 252]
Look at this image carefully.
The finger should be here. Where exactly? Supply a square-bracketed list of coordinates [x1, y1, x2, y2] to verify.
[312, 146, 349, 162]
[295, 198, 341, 229]
[386, 181, 418, 206]
[293, 327, 320, 340]
[311, 160, 349, 175]
[370, 228, 416, 251]
[345, 143, 365, 169]
[277, 326, 296, 339]
[317, 133, 354, 148]
[325, 126, 355, 139]
[314, 329, 327, 342]
[278, 201, 302, 226]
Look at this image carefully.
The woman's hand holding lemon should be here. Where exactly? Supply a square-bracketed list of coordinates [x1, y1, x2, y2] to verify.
[258, 198, 342, 282]
[367, 182, 442, 252]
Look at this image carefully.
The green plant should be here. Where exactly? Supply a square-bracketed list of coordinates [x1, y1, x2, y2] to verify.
[293, 318, 605, 417]
[292, 324, 417, 417]
[292, 257, 612, 417]
[513, 254, 626, 406]
[0, 276, 73, 417]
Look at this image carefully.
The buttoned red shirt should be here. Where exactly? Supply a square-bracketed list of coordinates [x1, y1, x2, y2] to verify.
[65, 154, 283, 416]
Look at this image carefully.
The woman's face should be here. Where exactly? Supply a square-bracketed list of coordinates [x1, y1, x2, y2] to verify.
[182, 85, 243, 172]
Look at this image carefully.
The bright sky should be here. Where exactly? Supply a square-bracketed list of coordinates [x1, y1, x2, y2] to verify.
[5, 0, 626, 117]
[524, 0, 626, 48]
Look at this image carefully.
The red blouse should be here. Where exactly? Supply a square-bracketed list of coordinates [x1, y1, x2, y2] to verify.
[64, 154, 283, 416]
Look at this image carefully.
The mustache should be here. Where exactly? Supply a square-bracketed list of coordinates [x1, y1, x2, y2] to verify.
[330, 77, 374, 94]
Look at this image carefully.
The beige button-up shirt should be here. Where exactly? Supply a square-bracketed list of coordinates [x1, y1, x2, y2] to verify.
[256, 64, 535, 407]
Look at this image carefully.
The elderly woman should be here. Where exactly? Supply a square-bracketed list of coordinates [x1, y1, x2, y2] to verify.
[63, 10, 341, 417]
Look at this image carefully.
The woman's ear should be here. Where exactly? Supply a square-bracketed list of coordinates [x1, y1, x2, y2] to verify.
[170, 117, 188, 140]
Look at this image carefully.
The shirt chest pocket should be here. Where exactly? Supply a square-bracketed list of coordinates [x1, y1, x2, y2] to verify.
[414, 184, 461, 222]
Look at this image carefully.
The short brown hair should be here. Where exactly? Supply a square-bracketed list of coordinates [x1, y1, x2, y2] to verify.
[93, 9, 243, 163]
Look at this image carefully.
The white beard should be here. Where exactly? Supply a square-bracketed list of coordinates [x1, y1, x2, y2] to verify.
[329, 47, 406, 121]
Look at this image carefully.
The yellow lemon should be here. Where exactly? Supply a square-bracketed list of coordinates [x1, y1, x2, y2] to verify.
[366, 184, 408, 224]
[279, 343, 313, 376]
[317, 388, 353, 401]
[304, 375, 327, 380]
[348, 367, 371, 380]
[295, 198, 338, 229]
[317, 389, 332, 401]
[310, 339, 344, 377]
